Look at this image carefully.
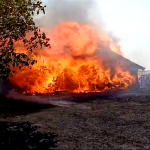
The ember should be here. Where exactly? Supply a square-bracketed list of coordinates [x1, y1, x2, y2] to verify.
[10, 22, 136, 94]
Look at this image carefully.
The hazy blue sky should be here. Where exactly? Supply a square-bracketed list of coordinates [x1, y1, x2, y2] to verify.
[41, 0, 150, 69]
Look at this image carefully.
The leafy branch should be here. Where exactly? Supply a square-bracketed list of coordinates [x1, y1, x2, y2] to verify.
[0, 0, 50, 80]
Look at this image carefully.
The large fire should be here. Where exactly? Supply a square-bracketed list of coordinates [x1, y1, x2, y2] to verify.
[10, 22, 135, 94]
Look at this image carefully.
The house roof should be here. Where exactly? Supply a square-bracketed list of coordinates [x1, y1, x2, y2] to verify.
[98, 49, 145, 70]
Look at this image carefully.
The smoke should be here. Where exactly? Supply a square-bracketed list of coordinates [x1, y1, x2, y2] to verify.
[108, 32, 120, 44]
[5, 90, 75, 107]
[34, 0, 122, 53]
[33, 0, 122, 76]
[35, 0, 104, 29]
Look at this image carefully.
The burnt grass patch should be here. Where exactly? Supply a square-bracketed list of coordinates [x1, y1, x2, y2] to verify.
[1, 91, 150, 149]
[0, 121, 58, 150]
[0, 95, 53, 118]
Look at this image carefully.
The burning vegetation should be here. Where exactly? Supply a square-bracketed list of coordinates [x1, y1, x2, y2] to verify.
[10, 21, 136, 94]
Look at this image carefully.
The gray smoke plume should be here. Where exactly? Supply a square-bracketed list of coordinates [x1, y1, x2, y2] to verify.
[34, 0, 121, 48]
[34, 0, 104, 29]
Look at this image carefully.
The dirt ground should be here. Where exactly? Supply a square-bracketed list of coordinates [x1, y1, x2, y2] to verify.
[0, 92, 150, 150]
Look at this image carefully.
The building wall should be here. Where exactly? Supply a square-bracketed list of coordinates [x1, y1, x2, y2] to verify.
[128, 69, 139, 90]
[138, 70, 150, 89]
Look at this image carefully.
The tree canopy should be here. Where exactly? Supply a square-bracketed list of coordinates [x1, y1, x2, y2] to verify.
[0, 0, 50, 80]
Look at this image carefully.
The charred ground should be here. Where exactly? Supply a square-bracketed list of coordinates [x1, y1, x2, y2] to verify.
[0, 91, 150, 149]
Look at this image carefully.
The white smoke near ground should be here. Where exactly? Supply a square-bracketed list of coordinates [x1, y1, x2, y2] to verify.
[6, 90, 75, 107]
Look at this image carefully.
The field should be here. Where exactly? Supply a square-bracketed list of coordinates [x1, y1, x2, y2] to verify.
[0, 91, 150, 149]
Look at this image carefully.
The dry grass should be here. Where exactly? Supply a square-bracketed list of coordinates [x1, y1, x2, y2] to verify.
[0, 95, 150, 149]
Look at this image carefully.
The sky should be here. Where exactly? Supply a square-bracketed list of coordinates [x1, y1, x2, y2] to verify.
[97, 0, 150, 69]
[41, 0, 150, 69]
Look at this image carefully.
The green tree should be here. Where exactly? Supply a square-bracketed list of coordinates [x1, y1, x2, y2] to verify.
[0, 0, 50, 80]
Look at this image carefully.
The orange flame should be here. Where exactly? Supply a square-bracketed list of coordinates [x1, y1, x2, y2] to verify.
[10, 22, 135, 94]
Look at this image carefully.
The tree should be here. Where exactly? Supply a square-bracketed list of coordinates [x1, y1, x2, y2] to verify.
[0, 0, 50, 80]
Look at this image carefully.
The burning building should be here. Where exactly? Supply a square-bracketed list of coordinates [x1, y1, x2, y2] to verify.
[9, 22, 145, 94]
[0, 0, 145, 98]
[97, 49, 145, 90]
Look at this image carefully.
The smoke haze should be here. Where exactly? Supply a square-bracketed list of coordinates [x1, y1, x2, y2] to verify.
[34, 0, 121, 55]
[35, 0, 104, 30]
